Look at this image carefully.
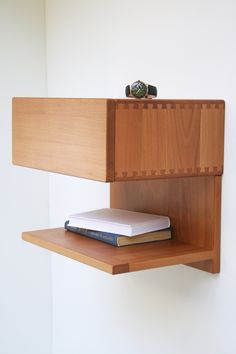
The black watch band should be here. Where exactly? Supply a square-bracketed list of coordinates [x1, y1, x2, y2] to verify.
[125, 85, 131, 97]
[147, 85, 157, 97]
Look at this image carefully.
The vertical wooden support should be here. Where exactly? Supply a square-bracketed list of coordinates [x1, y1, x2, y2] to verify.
[187, 176, 221, 273]
[110, 176, 222, 273]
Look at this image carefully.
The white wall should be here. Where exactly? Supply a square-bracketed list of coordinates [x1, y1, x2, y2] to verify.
[0, 1, 52, 354]
[46, 1, 236, 354]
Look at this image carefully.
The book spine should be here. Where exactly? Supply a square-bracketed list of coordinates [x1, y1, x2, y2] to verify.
[64, 221, 119, 246]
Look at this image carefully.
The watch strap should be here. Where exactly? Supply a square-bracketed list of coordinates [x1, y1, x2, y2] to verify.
[125, 85, 131, 97]
[147, 85, 157, 97]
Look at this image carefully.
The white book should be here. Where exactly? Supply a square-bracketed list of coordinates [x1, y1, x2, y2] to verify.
[67, 208, 170, 237]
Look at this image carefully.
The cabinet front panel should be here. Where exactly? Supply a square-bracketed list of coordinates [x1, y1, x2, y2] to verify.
[13, 98, 115, 181]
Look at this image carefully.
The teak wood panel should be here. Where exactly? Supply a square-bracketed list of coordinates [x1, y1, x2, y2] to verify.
[110, 175, 221, 273]
[12, 98, 115, 181]
[114, 100, 225, 181]
[22, 228, 214, 275]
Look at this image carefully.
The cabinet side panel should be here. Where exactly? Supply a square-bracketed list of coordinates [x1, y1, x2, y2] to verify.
[12, 98, 111, 181]
[115, 100, 224, 180]
[187, 176, 222, 273]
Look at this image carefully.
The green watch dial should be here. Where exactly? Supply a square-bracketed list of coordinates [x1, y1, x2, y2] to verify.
[130, 80, 147, 98]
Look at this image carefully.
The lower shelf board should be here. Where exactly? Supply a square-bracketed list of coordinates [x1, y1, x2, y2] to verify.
[22, 228, 214, 275]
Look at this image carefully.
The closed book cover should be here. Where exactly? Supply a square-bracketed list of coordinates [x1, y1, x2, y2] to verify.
[67, 208, 170, 236]
[64, 221, 172, 247]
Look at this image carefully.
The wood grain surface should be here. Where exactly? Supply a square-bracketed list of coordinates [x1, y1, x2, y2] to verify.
[13, 98, 224, 182]
[22, 228, 213, 275]
[115, 99, 225, 180]
[13, 98, 115, 181]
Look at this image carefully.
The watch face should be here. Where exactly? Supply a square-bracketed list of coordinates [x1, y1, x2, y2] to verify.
[130, 80, 147, 98]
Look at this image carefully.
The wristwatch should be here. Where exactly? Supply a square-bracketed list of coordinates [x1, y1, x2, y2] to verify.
[125, 80, 157, 99]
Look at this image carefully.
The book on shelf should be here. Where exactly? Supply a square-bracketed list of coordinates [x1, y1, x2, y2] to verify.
[64, 221, 172, 247]
[67, 208, 170, 237]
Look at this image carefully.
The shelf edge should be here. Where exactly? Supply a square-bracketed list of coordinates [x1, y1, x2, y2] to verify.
[22, 231, 118, 274]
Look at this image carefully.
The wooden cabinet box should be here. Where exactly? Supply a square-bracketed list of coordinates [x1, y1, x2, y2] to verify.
[12, 98, 224, 182]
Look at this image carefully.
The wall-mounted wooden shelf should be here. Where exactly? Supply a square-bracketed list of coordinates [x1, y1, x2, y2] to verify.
[22, 228, 214, 275]
[13, 98, 225, 274]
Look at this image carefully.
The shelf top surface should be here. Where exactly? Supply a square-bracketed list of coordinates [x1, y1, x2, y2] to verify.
[22, 228, 213, 274]
[13, 97, 225, 104]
